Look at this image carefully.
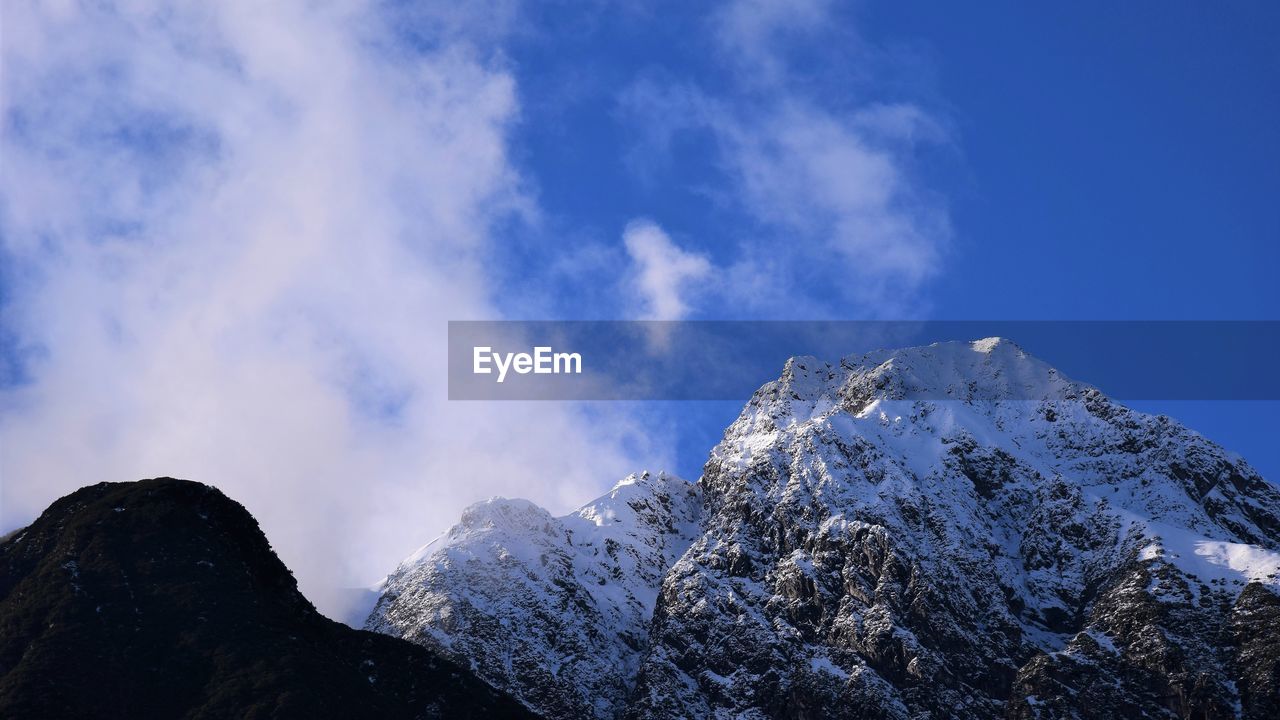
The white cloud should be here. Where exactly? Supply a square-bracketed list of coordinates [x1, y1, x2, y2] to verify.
[0, 0, 658, 619]
[0, 0, 953, 620]
[712, 101, 947, 310]
[622, 219, 712, 321]
[619, 1, 950, 317]
[713, 0, 832, 85]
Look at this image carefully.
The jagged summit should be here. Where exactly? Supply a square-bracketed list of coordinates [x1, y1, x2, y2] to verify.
[637, 340, 1280, 719]
[369, 340, 1280, 719]
[844, 336, 1077, 402]
[770, 338, 1085, 422]
[397, 471, 693, 568]
[367, 470, 701, 720]
[721, 340, 1278, 548]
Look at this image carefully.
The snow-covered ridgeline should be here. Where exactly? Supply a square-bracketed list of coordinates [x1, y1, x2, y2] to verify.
[634, 338, 1280, 719]
[366, 471, 700, 720]
[370, 338, 1280, 719]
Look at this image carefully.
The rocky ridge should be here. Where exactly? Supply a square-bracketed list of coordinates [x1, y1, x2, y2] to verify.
[0, 478, 536, 719]
[367, 471, 701, 719]
[370, 339, 1280, 719]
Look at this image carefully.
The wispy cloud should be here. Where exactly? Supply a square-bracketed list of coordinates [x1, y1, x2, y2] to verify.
[712, 0, 833, 86]
[0, 0, 659, 617]
[623, 219, 711, 321]
[619, 0, 950, 317]
[0, 0, 954, 618]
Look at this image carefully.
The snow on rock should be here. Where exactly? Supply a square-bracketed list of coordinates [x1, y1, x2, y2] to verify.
[369, 338, 1280, 719]
[365, 471, 701, 720]
[1139, 521, 1280, 590]
[632, 338, 1280, 720]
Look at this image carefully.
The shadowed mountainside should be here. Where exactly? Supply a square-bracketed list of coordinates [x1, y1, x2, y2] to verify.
[0, 477, 537, 720]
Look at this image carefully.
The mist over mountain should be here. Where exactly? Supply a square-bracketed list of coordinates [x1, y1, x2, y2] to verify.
[368, 339, 1280, 719]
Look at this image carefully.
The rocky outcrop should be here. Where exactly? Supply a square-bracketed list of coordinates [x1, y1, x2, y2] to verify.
[371, 338, 1280, 719]
[628, 339, 1280, 719]
[0, 478, 536, 720]
[368, 471, 700, 720]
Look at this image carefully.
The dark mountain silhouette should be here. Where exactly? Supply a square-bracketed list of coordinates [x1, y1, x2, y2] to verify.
[0, 477, 537, 720]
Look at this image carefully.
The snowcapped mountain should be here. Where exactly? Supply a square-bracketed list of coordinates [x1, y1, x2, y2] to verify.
[366, 471, 701, 719]
[368, 338, 1280, 719]
[632, 338, 1280, 719]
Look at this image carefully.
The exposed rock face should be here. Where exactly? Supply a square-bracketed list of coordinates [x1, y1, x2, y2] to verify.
[630, 339, 1280, 719]
[367, 471, 701, 720]
[369, 338, 1280, 719]
[0, 478, 536, 720]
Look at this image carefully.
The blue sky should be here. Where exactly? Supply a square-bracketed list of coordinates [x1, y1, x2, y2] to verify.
[493, 1, 1279, 320]
[1, 1, 1277, 611]
[481, 1, 1280, 478]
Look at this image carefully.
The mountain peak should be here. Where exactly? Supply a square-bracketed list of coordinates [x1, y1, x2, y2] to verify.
[0, 478, 534, 719]
[737, 339, 1085, 443]
[362, 338, 1280, 719]
[653, 339, 1280, 718]
[368, 471, 701, 719]
[970, 335, 1016, 353]
[840, 337, 1071, 403]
